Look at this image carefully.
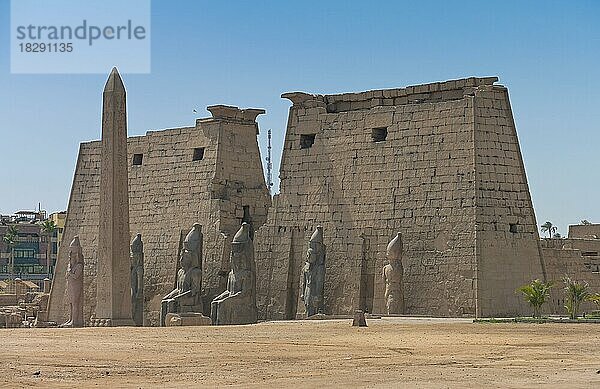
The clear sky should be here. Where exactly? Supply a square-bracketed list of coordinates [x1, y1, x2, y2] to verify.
[0, 0, 598, 236]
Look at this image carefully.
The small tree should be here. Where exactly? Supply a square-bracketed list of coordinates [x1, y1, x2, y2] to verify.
[518, 279, 554, 318]
[588, 293, 600, 309]
[563, 276, 590, 319]
[540, 221, 557, 238]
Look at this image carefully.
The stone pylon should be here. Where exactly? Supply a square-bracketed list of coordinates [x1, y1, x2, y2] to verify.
[92, 67, 133, 326]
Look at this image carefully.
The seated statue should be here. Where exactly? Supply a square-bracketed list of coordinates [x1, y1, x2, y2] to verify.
[160, 223, 203, 326]
[211, 222, 257, 325]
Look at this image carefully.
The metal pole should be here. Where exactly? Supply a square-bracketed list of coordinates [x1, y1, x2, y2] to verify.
[267, 129, 273, 193]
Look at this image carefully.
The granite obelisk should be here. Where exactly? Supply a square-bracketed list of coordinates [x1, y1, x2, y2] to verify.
[93, 67, 134, 326]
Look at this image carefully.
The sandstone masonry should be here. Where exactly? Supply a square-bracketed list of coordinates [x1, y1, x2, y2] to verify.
[49, 76, 598, 324]
[254, 77, 545, 319]
[48, 105, 270, 326]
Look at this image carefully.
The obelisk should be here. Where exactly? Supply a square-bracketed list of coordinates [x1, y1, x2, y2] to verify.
[93, 67, 133, 326]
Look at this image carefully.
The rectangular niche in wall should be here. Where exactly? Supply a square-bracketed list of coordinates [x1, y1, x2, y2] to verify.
[132, 153, 143, 166]
[300, 134, 316, 149]
[371, 127, 387, 142]
[192, 147, 205, 161]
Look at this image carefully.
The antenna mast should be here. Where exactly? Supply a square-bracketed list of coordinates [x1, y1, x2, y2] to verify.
[266, 129, 273, 193]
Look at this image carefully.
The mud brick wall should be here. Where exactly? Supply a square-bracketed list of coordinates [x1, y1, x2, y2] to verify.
[255, 77, 545, 318]
[48, 107, 270, 326]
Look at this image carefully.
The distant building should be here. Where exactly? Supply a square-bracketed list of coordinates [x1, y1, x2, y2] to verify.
[48, 211, 67, 251]
[0, 210, 60, 287]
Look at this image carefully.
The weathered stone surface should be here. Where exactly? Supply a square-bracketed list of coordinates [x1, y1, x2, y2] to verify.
[48, 75, 578, 322]
[540, 227, 600, 315]
[211, 223, 258, 325]
[59, 236, 84, 328]
[301, 226, 326, 316]
[94, 67, 134, 326]
[254, 77, 545, 319]
[130, 233, 144, 326]
[164, 312, 211, 326]
[352, 310, 367, 327]
[47, 100, 270, 326]
[382, 232, 404, 315]
[160, 223, 203, 326]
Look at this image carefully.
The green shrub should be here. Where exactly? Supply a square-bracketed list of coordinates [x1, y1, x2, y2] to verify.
[517, 279, 554, 318]
[563, 277, 591, 319]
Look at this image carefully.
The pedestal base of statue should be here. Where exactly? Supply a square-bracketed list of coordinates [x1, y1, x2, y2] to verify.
[300, 313, 352, 320]
[89, 317, 135, 327]
[352, 310, 368, 327]
[164, 312, 211, 327]
[33, 318, 57, 328]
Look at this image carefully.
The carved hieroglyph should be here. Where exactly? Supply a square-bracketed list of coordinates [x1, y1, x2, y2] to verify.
[94, 67, 133, 326]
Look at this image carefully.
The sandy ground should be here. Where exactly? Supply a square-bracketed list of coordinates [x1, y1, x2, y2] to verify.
[1, 317, 599, 388]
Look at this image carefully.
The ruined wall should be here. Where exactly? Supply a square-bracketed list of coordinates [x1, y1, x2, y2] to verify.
[48, 107, 270, 326]
[541, 238, 600, 315]
[568, 224, 600, 239]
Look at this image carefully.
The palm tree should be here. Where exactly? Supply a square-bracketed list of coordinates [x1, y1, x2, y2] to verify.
[2, 225, 19, 279]
[563, 276, 591, 319]
[517, 279, 554, 318]
[40, 220, 57, 278]
[588, 293, 600, 309]
[540, 221, 557, 238]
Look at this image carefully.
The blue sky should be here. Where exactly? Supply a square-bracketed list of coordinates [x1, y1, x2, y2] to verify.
[0, 0, 598, 236]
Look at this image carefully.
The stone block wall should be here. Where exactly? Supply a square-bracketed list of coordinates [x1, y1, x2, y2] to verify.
[541, 238, 600, 315]
[568, 224, 600, 239]
[47, 76, 564, 322]
[472, 85, 545, 317]
[48, 107, 270, 326]
[254, 77, 545, 319]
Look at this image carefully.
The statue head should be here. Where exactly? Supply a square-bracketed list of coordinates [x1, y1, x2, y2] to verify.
[386, 232, 403, 262]
[180, 249, 193, 271]
[231, 222, 253, 272]
[306, 226, 325, 257]
[182, 223, 202, 269]
[131, 233, 143, 255]
[309, 225, 324, 250]
[69, 236, 83, 266]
